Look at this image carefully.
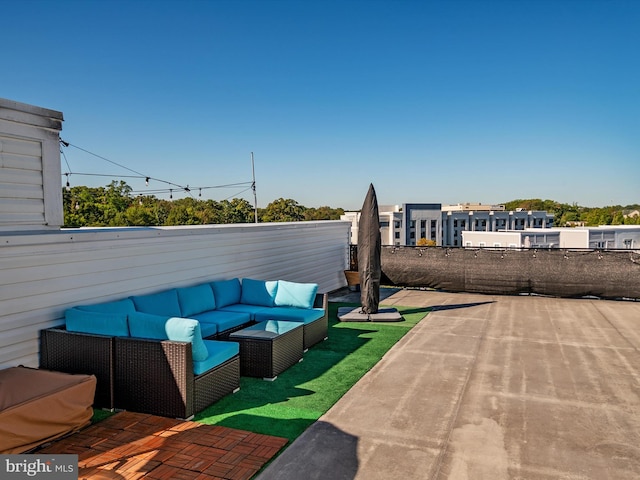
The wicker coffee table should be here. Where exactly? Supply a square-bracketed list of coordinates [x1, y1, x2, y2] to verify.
[229, 320, 304, 380]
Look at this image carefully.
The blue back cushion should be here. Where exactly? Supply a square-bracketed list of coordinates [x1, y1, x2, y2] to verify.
[240, 278, 278, 307]
[210, 278, 241, 308]
[177, 284, 216, 317]
[128, 312, 207, 362]
[65, 308, 129, 336]
[128, 312, 172, 339]
[76, 298, 136, 315]
[131, 289, 182, 317]
[165, 317, 208, 362]
[275, 281, 318, 309]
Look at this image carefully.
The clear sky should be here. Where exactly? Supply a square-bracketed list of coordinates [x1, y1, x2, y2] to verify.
[2, 0, 638, 210]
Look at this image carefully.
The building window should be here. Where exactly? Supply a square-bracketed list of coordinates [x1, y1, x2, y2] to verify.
[394, 232, 400, 239]
[493, 243, 501, 247]
[394, 221, 400, 228]
[479, 242, 486, 247]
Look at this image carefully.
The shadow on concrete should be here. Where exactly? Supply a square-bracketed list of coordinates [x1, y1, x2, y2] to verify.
[256, 420, 359, 480]
[430, 301, 494, 311]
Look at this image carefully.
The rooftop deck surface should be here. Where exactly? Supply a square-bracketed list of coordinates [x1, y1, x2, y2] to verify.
[38, 410, 288, 479]
[258, 288, 640, 480]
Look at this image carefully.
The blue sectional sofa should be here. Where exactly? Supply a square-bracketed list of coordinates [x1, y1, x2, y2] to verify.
[39, 278, 328, 417]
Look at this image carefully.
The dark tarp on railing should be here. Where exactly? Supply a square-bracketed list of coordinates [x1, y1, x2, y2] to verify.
[379, 246, 640, 300]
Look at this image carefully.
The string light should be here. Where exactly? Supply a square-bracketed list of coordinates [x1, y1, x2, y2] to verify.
[59, 139, 255, 202]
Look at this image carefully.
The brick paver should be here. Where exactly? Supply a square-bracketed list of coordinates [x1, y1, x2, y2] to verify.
[37, 411, 288, 480]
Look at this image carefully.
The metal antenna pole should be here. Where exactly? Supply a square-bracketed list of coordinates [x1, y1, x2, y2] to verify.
[251, 152, 258, 223]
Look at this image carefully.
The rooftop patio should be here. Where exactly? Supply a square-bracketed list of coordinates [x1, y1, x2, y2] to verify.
[258, 288, 640, 480]
[26, 287, 640, 479]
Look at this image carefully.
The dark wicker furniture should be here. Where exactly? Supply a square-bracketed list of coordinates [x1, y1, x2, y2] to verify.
[40, 327, 114, 409]
[114, 337, 240, 419]
[306, 293, 329, 349]
[229, 320, 304, 380]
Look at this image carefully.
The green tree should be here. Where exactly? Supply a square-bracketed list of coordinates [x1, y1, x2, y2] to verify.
[304, 206, 345, 220]
[261, 198, 306, 222]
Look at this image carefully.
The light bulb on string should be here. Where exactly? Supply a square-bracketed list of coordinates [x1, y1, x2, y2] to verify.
[145, 177, 149, 186]
[65, 173, 71, 191]
[169, 189, 173, 199]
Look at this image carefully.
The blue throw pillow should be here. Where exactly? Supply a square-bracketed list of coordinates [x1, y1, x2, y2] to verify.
[128, 312, 172, 339]
[210, 279, 241, 308]
[65, 308, 129, 336]
[76, 298, 136, 315]
[275, 281, 319, 309]
[177, 284, 216, 317]
[241, 278, 278, 307]
[165, 317, 208, 362]
[131, 289, 182, 317]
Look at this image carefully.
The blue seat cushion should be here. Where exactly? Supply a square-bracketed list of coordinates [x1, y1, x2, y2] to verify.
[254, 307, 325, 324]
[275, 281, 318, 309]
[194, 340, 239, 376]
[131, 289, 182, 317]
[240, 278, 278, 307]
[217, 303, 270, 320]
[210, 279, 241, 308]
[191, 310, 251, 333]
[65, 308, 129, 336]
[177, 284, 216, 316]
[197, 321, 218, 339]
[75, 298, 136, 315]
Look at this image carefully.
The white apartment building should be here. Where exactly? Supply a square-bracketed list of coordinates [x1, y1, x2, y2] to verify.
[341, 202, 555, 247]
[462, 226, 640, 250]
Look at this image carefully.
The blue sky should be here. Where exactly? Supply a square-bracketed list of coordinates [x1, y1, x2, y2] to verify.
[3, 0, 638, 210]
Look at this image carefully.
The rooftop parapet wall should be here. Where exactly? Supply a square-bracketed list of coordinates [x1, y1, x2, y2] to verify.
[0, 221, 351, 370]
[381, 246, 640, 300]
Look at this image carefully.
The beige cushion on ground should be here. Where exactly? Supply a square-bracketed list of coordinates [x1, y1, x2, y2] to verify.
[0, 366, 96, 453]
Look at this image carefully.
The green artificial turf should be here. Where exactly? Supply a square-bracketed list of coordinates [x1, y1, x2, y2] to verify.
[193, 302, 429, 442]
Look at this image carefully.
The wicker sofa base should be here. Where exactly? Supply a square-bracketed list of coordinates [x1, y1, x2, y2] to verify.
[114, 337, 240, 419]
[40, 327, 114, 409]
[303, 316, 328, 350]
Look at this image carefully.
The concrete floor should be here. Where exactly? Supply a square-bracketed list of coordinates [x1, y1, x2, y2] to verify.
[257, 288, 640, 480]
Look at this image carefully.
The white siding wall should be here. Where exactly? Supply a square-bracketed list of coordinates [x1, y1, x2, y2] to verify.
[0, 98, 64, 231]
[0, 221, 351, 369]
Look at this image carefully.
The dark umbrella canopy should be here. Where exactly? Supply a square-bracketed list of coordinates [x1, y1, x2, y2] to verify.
[358, 183, 381, 314]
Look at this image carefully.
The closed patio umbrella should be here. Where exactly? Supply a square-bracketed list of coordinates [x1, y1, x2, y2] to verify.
[358, 183, 381, 314]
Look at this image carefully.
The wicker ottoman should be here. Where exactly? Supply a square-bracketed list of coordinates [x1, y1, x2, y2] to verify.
[229, 320, 303, 380]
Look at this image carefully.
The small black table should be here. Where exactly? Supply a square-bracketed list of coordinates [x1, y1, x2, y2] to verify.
[229, 320, 304, 380]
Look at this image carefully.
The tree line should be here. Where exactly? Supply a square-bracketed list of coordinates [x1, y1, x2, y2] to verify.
[503, 199, 640, 226]
[62, 181, 344, 227]
[62, 181, 638, 227]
